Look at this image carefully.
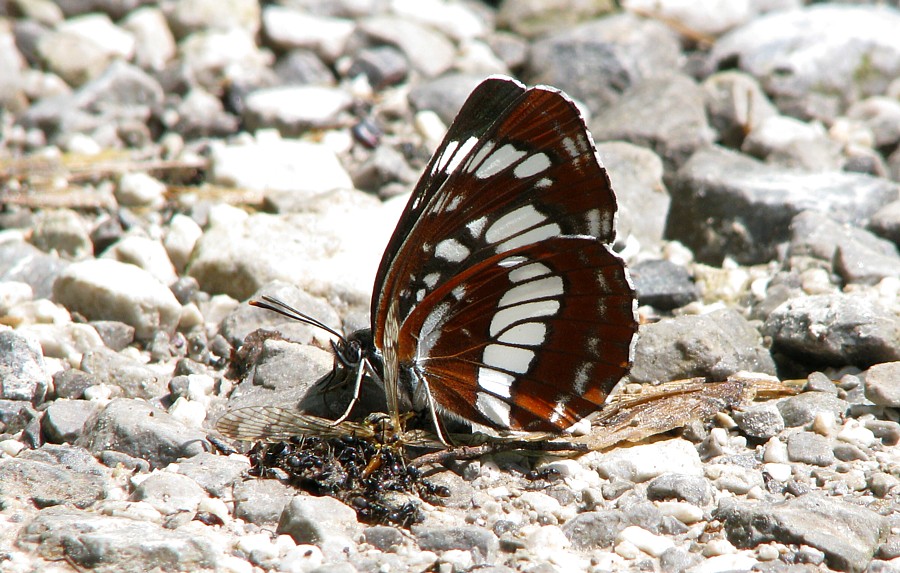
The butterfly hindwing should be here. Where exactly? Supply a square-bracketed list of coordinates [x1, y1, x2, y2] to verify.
[396, 236, 636, 432]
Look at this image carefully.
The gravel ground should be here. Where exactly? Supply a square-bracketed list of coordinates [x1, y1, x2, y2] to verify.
[2, 1, 900, 572]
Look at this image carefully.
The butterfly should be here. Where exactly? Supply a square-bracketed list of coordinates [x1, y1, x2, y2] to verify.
[218, 75, 638, 445]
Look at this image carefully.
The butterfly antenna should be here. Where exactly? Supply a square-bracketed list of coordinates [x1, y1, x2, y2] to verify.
[250, 295, 345, 341]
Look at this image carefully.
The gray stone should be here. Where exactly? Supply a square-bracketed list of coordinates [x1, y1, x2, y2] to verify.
[178, 29, 273, 94]
[53, 259, 181, 342]
[630, 308, 776, 384]
[497, 0, 613, 38]
[703, 71, 779, 149]
[0, 399, 35, 434]
[347, 45, 408, 90]
[0, 241, 69, 300]
[173, 88, 239, 139]
[364, 526, 404, 551]
[786, 432, 835, 467]
[76, 398, 209, 469]
[742, 115, 843, 171]
[407, 73, 492, 126]
[764, 293, 900, 369]
[527, 14, 681, 118]
[20, 60, 163, 145]
[717, 493, 888, 573]
[80, 347, 164, 400]
[591, 74, 714, 171]
[277, 495, 360, 552]
[17, 507, 223, 572]
[89, 320, 135, 351]
[732, 402, 785, 440]
[29, 208, 92, 260]
[847, 96, 900, 149]
[709, 4, 900, 121]
[646, 473, 713, 506]
[562, 510, 628, 549]
[630, 259, 697, 311]
[413, 526, 499, 563]
[788, 210, 898, 263]
[777, 392, 849, 428]
[864, 362, 900, 407]
[666, 146, 899, 265]
[272, 49, 335, 87]
[174, 452, 248, 498]
[596, 141, 669, 249]
[41, 399, 100, 443]
[0, 450, 106, 509]
[869, 200, 900, 246]
[358, 16, 455, 78]
[233, 478, 294, 525]
[0, 330, 51, 403]
[132, 471, 206, 515]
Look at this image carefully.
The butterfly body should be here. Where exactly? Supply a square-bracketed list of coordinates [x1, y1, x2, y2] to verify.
[220, 75, 638, 444]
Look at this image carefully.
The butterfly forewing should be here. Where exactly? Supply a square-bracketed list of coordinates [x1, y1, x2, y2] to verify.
[374, 78, 619, 355]
[396, 237, 636, 432]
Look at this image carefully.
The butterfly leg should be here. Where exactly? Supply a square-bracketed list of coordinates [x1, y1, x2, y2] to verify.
[416, 373, 453, 447]
[331, 360, 367, 425]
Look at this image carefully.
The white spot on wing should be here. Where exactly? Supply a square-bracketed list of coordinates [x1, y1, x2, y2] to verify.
[446, 194, 463, 211]
[467, 216, 487, 238]
[475, 144, 527, 179]
[535, 177, 553, 188]
[497, 322, 547, 346]
[497, 223, 561, 252]
[435, 238, 470, 262]
[478, 367, 513, 398]
[509, 262, 551, 283]
[500, 276, 564, 307]
[549, 401, 568, 424]
[417, 302, 450, 361]
[484, 344, 535, 374]
[466, 140, 495, 173]
[490, 300, 560, 337]
[423, 272, 440, 288]
[485, 206, 546, 244]
[499, 256, 527, 268]
[476, 392, 512, 427]
[444, 136, 478, 174]
[573, 362, 593, 394]
[434, 140, 459, 174]
[513, 152, 551, 179]
[451, 285, 466, 300]
[586, 208, 601, 237]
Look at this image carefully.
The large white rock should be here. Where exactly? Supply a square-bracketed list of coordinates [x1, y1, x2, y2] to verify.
[53, 259, 181, 341]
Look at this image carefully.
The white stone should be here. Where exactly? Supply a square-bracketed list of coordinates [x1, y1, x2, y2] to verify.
[244, 86, 352, 130]
[623, 0, 753, 36]
[262, 7, 354, 62]
[237, 533, 279, 562]
[687, 552, 759, 573]
[837, 419, 878, 448]
[279, 545, 324, 573]
[702, 538, 736, 557]
[518, 491, 561, 516]
[210, 138, 353, 195]
[0, 282, 33, 315]
[122, 7, 176, 71]
[591, 438, 703, 482]
[391, 0, 487, 40]
[102, 235, 178, 285]
[116, 172, 167, 209]
[168, 397, 208, 428]
[656, 501, 704, 524]
[763, 437, 788, 463]
[164, 214, 203, 273]
[53, 259, 181, 341]
[59, 13, 135, 59]
[618, 526, 674, 557]
[0, 439, 25, 457]
[762, 462, 792, 482]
